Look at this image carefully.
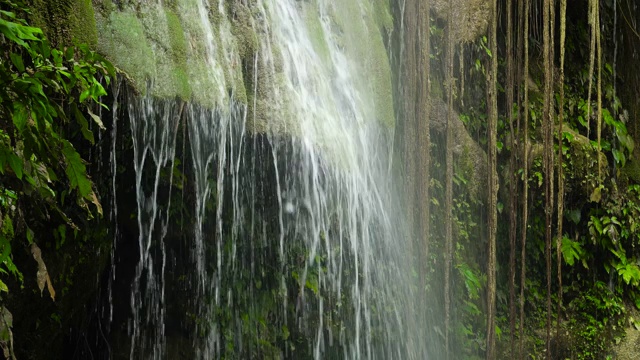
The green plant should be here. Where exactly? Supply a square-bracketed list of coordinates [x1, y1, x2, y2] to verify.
[0, 0, 113, 301]
[566, 281, 625, 359]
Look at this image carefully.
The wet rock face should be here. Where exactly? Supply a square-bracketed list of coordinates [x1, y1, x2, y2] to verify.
[429, 98, 489, 203]
[432, 0, 490, 43]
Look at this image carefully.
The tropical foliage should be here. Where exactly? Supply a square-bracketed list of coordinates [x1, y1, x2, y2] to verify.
[0, 1, 114, 354]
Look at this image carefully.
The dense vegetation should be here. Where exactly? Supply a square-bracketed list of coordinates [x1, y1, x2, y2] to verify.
[0, 0, 113, 357]
[404, 0, 640, 358]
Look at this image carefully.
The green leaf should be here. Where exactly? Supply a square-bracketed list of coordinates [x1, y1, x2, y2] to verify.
[605, 63, 613, 74]
[591, 216, 603, 235]
[567, 208, 581, 224]
[0, 149, 6, 175]
[562, 235, 583, 266]
[9, 52, 24, 72]
[0, 280, 7, 293]
[0, 10, 17, 20]
[603, 108, 614, 127]
[1, 216, 13, 238]
[618, 263, 640, 286]
[79, 89, 90, 103]
[74, 106, 94, 144]
[7, 154, 22, 179]
[90, 83, 107, 98]
[12, 102, 28, 131]
[0, 18, 39, 48]
[57, 225, 66, 247]
[612, 149, 626, 167]
[563, 130, 575, 142]
[26, 227, 34, 245]
[618, 132, 635, 153]
[590, 186, 603, 203]
[578, 115, 587, 127]
[305, 275, 319, 295]
[65, 46, 74, 61]
[62, 140, 92, 197]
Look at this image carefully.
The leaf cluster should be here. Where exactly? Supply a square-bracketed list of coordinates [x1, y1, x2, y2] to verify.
[0, 0, 114, 294]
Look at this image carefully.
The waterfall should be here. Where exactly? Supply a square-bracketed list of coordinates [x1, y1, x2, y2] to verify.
[101, 0, 428, 358]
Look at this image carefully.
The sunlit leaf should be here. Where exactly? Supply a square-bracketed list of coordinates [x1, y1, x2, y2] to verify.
[87, 107, 105, 130]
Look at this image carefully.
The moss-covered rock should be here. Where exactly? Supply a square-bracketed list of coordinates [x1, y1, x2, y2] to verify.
[70, 0, 98, 46]
[91, 1, 249, 105]
[165, 8, 191, 100]
[27, 0, 98, 47]
[432, 0, 490, 43]
[95, 9, 155, 92]
[50, 0, 396, 133]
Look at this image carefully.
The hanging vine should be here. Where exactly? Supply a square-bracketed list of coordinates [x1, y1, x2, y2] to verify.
[506, 0, 518, 355]
[486, 0, 499, 356]
[444, 0, 454, 356]
[403, 0, 418, 246]
[542, 0, 554, 355]
[596, 0, 603, 181]
[519, 0, 530, 357]
[586, 0, 597, 137]
[416, 0, 431, 335]
[557, 0, 567, 339]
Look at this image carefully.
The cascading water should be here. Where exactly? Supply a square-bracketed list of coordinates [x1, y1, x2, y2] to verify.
[103, 0, 429, 358]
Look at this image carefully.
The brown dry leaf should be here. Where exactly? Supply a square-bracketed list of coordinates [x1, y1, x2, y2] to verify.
[0, 306, 16, 360]
[30, 243, 56, 301]
[89, 190, 103, 215]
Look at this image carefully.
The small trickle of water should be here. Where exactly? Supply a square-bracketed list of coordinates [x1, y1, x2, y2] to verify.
[128, 95, 181, 360]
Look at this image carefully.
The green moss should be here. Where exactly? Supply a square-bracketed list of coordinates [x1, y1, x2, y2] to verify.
[230, 4, 258, 59]
[26, 0, 67, 45]
[69, 0, 98, 46]
[373, 0, 393, 31]
[229, 67, 248, 105]
[165, 8, 191, 100]
[93, 0, 116, 21]
[26, 0, 97, 47]
[186, 61, 226, 108]
[302, 4, 331, 66]
[166, 10, 187, 65]
[96, 10, 155, 92]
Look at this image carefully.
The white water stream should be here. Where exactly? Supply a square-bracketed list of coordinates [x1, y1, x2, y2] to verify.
[115, 0, 428, 358]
